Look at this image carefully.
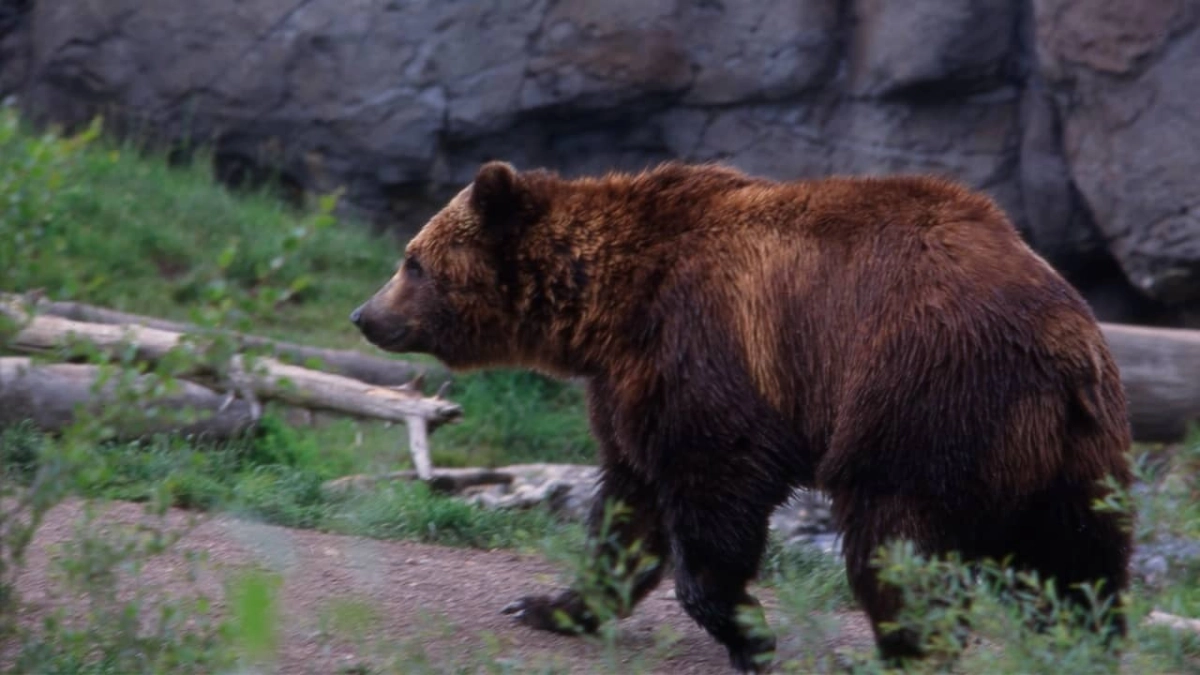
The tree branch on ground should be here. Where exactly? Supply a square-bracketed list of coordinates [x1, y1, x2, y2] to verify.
[15, 293, 450, 388]
[1, 299, 461, 475]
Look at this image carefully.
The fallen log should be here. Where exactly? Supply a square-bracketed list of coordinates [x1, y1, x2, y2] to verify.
[2, 305, 461, 477]
[15, 294, 451, 388]
[0, 357, 256, 441]
[322, 467, 516, 495]
[320, 463, 600, 519]
[1144, 610, 1200, 635]
[226, 354, 461, 430]
[1101, 323, 1200, 443]
[3, 308, 458, 422]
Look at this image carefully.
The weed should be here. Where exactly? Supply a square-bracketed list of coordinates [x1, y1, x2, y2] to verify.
[9, 503, 235, 674]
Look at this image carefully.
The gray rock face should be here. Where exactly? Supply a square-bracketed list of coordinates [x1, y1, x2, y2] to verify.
[1035, 0, 1200, 312]
[849, 0, 1019, 97]
[2, 0, 1198, 322]
[0, 0, 28, 97]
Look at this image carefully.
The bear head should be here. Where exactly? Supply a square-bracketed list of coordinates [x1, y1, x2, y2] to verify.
[351, 161, 572, 372]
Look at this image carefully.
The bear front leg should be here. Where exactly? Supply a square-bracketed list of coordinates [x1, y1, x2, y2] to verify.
[667, 498, 778, 673]
[502, 460, 668, 634]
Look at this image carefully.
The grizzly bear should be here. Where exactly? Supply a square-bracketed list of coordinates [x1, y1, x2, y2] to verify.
[351, 161, 1133, 672]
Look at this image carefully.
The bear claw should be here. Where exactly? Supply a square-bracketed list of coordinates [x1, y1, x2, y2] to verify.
[501, 592, 598, 635]
[499, 598, 528, 618]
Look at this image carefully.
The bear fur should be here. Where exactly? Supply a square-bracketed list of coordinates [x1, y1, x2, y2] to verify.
[351, 161, 1134, 672]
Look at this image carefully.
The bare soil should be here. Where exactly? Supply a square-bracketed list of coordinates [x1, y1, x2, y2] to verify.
[10, 500, 876, 674]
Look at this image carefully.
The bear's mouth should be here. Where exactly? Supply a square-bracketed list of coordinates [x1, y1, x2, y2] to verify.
[363, 325, 419, 354]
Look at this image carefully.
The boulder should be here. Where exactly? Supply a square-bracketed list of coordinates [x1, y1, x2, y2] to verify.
[849, 0, 1020, 97]
[1034, 0, 1200, 313]
[0, 0, 29, 96]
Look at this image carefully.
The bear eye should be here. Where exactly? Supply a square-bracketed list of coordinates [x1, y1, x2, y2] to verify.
[404, 256, 424, 278]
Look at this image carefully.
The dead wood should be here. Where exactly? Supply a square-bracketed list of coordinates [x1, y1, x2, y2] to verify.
[322, 467, 516, 495]
[1144, 610, 1200, 635]
[1101, 323, 1200, 443]
[0, 357, 256, 441]
[2, 306, 460, 426]
[20, 295, 450, 388]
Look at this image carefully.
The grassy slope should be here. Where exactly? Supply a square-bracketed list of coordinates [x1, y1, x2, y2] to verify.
[0, 111, 591, 550]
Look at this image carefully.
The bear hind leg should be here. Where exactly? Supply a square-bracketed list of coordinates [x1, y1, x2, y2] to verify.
[503, 460, 668, 634]
[1003, 480, 1132, 650]
[836, 492, 973, 668]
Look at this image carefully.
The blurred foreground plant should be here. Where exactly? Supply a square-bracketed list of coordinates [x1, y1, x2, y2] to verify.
[0, 106, 343, 672]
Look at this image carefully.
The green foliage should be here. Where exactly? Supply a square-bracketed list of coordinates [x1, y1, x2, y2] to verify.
[331, 480, 555, 549]
[867, 543, 1121, 673]
[760, 536, 854, 615]
[0, 422, 46, 483]
[757, 438, 1200, 674]
[436, 369, 595, 467]
[527, 501, 671, 673]
[0, 108, 372, 342]
[9, 504, 234, 674]
[544, 501, 658, 631]
[240, 413, 354, 476]
[0, 111, 104, 297]
[232, 464, 331, 529]
[227, 569, 283, 666]
[1, 416, 556, 551]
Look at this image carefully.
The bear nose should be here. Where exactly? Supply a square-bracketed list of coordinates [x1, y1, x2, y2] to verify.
[349, 305, 365, 326]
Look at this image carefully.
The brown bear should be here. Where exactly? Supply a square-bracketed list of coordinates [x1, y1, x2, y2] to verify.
[351, 160, 1133, 672]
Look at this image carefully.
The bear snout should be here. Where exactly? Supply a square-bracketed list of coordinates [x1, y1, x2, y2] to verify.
[351, 300, 415, 353]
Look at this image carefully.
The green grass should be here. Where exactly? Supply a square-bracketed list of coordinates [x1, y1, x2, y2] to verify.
[0, 419, 559, 552]
[436, 370, 594, 467]
[0, 119, 382, 348]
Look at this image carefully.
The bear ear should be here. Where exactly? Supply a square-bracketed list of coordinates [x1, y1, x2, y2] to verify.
[469, 161, 521, 224]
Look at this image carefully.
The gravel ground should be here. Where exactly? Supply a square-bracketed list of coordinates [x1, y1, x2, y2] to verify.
[5, 499, 876, 674]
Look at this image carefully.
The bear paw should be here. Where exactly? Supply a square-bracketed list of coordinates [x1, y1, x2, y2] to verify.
[501, 590, 599, 635]
[727, 634, 777, 673]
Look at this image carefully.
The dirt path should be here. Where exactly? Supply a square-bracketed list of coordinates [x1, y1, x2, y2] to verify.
[11, 500, 876, 674]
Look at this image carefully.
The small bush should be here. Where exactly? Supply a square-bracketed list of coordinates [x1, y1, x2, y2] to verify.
[435, 369, 595, 468]
[0, 422, 46, 484]
[10, 503, 235, 674]
[232, 465, 331, 529]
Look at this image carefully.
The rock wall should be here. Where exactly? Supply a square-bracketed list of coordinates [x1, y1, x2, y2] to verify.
[1, 0, 1197, 324]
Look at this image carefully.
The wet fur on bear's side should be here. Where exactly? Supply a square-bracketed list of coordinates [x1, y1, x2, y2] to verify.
[351, 161, 1134, 673]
